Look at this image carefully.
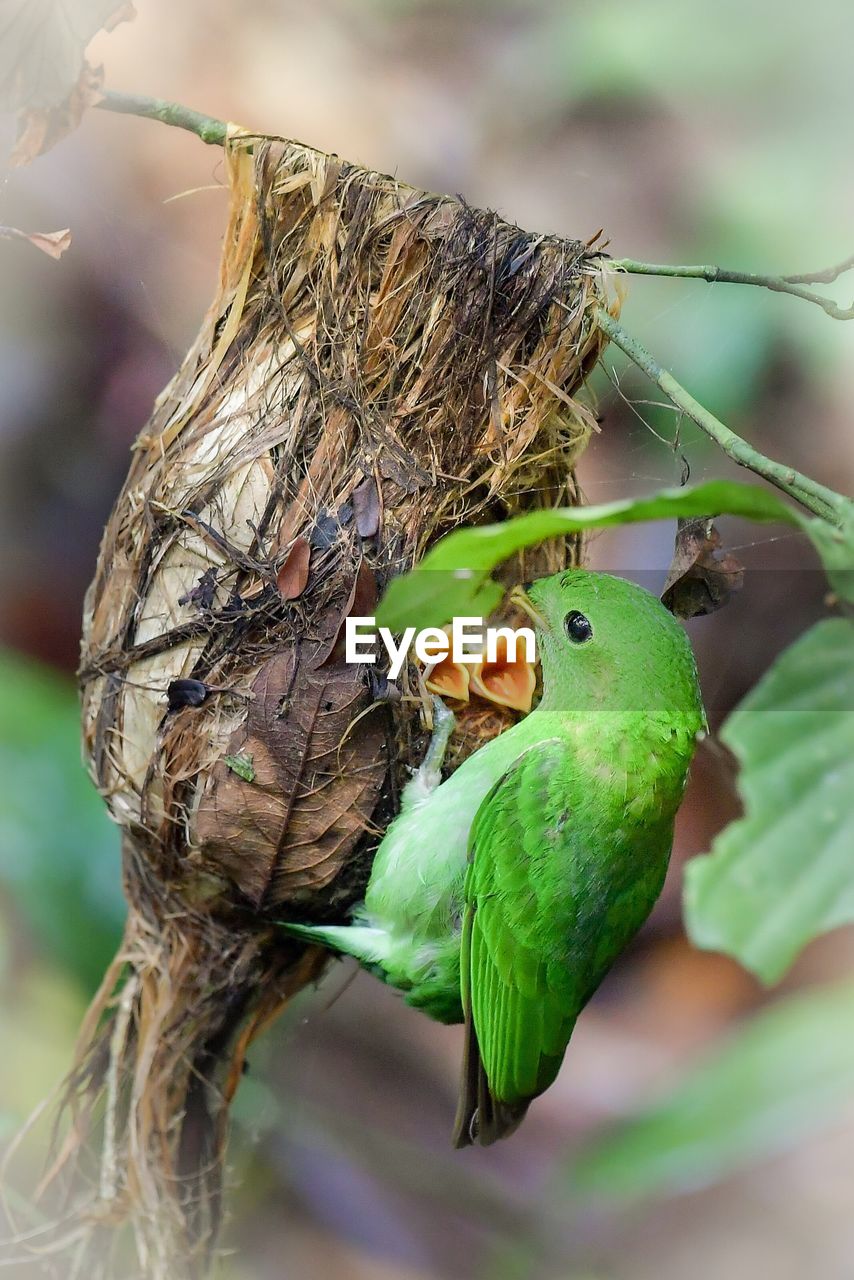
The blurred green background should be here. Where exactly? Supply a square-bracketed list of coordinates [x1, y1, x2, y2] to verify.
[1, 2, 853, 1277]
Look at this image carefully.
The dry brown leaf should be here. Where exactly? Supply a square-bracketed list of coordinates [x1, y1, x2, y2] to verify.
[2, 0, 135, 163]
[352, 475, 380, 538]
[0, 222, 71, 258]
[347, 556, 379, 619]
[11, 59, 105, 164]
[276, 536, 311, 600]
[661, 516, 744, 619]
[195, 648, 387, 910]
[321, 558, 380, 664]
[0, 0, 133, 108]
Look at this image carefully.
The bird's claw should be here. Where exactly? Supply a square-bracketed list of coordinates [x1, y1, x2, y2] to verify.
[400, 696, 456, 812]
[423, 695, 455, 774]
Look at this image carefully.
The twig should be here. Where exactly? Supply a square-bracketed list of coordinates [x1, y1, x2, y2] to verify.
[595, 308, 850, 523]
[782, 253, 854, 285]
[96, 90, 228, 147]
[607, 256, 854, 321]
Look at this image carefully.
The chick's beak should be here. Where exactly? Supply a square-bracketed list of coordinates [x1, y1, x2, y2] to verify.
[509, 584, 547, 630]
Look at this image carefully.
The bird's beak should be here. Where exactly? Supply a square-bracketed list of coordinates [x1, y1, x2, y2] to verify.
[509, 584, 547, 630]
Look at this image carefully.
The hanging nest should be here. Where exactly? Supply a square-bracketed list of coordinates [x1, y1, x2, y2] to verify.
[47, 132, 612, 1276]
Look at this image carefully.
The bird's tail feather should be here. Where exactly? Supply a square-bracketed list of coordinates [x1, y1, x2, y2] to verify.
[453, 1006, 529, 1147]
[277, 921, 392, 966]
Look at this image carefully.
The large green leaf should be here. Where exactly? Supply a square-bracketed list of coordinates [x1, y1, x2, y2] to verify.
[570, 979, 854, 1199]
[685, 619, 854, 983]
[376, 481, 801, 630]
[0, 651, 124, 991]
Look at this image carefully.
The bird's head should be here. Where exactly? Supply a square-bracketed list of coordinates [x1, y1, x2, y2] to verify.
[510, 570, 704, 723]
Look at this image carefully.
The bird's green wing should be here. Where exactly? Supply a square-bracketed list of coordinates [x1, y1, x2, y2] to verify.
[453, 739, 581, 1148]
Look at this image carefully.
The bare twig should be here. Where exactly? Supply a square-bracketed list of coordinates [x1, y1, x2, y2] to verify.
[783, 253, 854, 285]
[607, 256, 854, 321]
[96, 90, 228, 147]
[596, 308, 850, 524]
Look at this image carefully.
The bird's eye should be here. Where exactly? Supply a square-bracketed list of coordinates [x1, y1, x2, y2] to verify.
[564, 610, 593, 644]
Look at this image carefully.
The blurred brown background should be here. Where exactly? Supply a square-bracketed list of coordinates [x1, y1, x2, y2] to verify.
[1, 2, 853, 1277]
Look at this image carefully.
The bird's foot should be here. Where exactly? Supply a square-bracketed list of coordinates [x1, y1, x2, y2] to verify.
[401, 696, 456, 811]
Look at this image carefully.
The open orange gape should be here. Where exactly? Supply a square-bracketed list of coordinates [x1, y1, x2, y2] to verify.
[63, 131, 613, 1277]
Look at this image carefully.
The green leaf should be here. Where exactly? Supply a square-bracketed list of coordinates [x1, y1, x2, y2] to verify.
[803, 508, 854, 604]
[375, 573, 503, 636]
[685, 618, 854, 983]
[0, 651, 124, 991]
[570, 979, 854, 1200]
[376, 481, 802, 630]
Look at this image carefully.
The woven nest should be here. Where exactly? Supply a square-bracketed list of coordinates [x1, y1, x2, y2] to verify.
[55, 133, 612, 1276]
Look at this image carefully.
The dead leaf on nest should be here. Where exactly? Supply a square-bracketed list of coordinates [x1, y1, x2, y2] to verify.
[321, 558, 380, 664]
[276, 536, 311, 600]
[661, 517, 744, 619]
[352, 476, 380, 538]
[1, 0, 135, 163]
[196, 648, 387, 910]
[0, 223, 71, 259]
[347, 557, 379, 619]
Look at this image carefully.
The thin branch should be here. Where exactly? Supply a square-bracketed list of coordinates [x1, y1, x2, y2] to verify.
[608, 256, 854, 321]
[96, 90, 228, 147]
[595, 308, 850, 524]
[783, 253, 854, 285]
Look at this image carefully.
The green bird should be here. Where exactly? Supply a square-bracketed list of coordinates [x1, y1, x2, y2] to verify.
[282, 570, 705, 1145]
